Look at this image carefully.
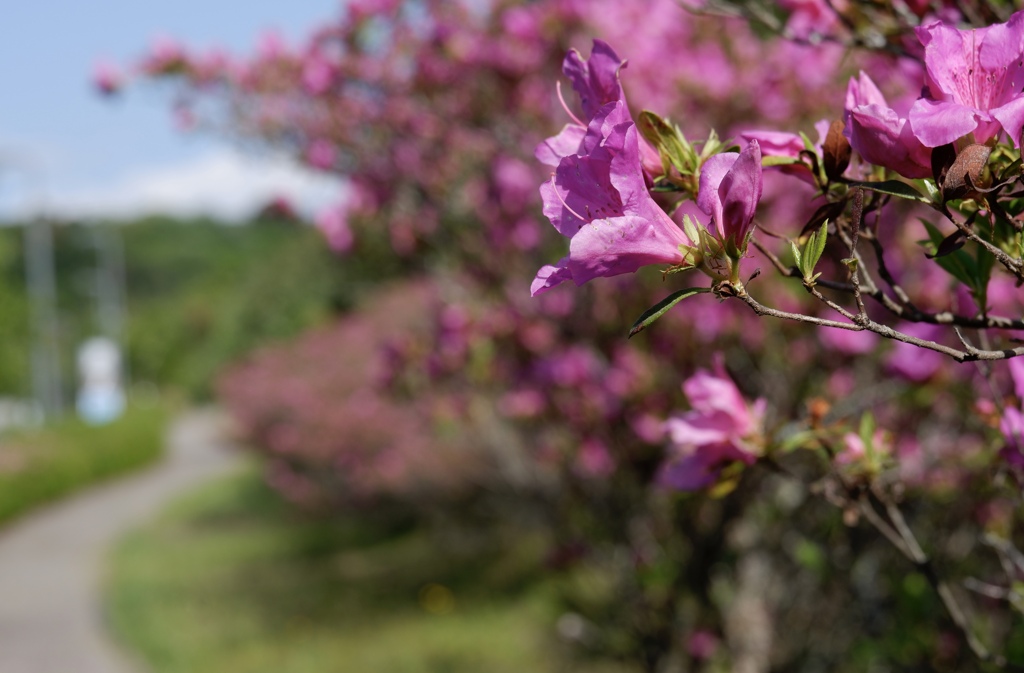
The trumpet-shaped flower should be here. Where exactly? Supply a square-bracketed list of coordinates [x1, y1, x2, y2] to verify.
[532, 100, 690, 295]
[536, 40, 625, 167]
[696, 141, 763, 248]
[909, 10, 1024, 147]
[844, 72, 932, 179]
[535, 40, 661, 176]
[657, 366, 765, 491]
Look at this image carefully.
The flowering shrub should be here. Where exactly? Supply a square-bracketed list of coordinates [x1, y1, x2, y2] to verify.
[121, 0, 1024, 668]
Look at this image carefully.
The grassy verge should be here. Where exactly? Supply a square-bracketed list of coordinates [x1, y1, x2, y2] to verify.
[106, 470, 636, 673]
[0, 401, 169, 525]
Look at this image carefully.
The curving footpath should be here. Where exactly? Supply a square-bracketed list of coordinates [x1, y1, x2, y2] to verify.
[0, 409, 241, 673]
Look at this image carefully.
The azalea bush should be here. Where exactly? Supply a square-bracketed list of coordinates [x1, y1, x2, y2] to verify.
[116, 0, 1024, 669]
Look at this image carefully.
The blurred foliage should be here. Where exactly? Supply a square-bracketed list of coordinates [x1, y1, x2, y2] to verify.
[0, 400, 168, 525]
[0, 229, 31, 394]
[0, 214, 403, 401]
[107, 468, 637, 673]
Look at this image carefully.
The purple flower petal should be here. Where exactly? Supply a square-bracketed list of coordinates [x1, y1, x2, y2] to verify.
[697, 152, 737, 239]
[847, 104, 932, 178]
[909, 98, 985, 148]
[536, 124, 586, 166]
[738, 130, 803, 158]
[531, 258, 573, 296]
[844, 71, 887, 111]
[566, 212, 685, 285]
[991, 96, 1024, 148]
[718, 141, 762, 244]
[912, 11, 1024, 146]
[563, 40, 626, 120]
[696, 143, 762, 243]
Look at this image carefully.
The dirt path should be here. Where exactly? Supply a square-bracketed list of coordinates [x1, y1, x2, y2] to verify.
[0, 408, 242, 673]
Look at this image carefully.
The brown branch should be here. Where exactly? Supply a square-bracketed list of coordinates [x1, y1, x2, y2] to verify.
[848, 188, 869, 323]
[726, 282, 1024, 363]
[878, 495, 1005, 666]
[948, 209, 1024, 282]
[750, 234, 1024, 331]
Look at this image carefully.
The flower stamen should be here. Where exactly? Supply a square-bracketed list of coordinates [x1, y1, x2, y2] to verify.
[550, 174, 587, 221]
[557, 81, 586, 127]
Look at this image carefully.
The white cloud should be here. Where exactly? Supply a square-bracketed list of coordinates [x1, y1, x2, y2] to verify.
[2, 148, 344, 222]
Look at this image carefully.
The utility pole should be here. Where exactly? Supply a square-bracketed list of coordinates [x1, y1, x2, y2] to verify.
[1, 155, 63, 421]
[25, 215, 63, 420]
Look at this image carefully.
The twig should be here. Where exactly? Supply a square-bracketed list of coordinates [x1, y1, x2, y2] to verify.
[880, 497, 1004, 666]
[726, 282, 1024, 363]
[848, 188, 869, 323]
[751, 236, 1024, 330]
[948, 209, 1024, 282]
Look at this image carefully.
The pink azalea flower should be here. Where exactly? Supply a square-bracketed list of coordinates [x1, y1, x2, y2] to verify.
[532, 100, 690, 295]
[535, 40, 627, 167]
[844, 72, 931, 178]
[657, 365, 765, 491]
[740, 120, 829, 185]
[909, 10, 1024, 147]
[696, 141, 763, 247]
[535, 40, 661, 177]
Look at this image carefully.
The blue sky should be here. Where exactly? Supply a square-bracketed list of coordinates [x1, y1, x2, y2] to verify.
[0, 0, 343, 220]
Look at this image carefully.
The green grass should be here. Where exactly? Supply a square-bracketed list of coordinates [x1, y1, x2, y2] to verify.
[0, 401, 169, 525]
[106, 471, 636, 673]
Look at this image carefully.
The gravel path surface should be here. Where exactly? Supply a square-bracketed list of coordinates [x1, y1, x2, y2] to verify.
[0, 409, 241, 673]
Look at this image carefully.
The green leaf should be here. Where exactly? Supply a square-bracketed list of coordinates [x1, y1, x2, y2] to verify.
[681, 214, 701, 246]
[762, 156, 802, 167]
[638, 110, 690, 174]
[798, 131, 817, 154]
[800, 221, 828, 280]
[921, 220, 978, 290]
[790, 240, 802, 269]
[1000, 155, 1023, 182]
[847, 180, 930, 203]
[918, 178, 942, 202]
[628, 288, 710, 338]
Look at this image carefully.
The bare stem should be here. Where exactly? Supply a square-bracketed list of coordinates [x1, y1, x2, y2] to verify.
[727, 282, 1024, 363]
[848, 188, 869, 323]
[877, 496, 1004, 666]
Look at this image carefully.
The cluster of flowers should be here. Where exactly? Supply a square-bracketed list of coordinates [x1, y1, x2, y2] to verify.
[217, 281, 490, 507]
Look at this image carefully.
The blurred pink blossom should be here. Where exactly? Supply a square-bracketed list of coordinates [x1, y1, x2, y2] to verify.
[658, 365, 765, 491]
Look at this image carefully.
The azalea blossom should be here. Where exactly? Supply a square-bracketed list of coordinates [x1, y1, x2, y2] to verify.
[532, 44, 690, 295]
[909, 10, 1024, 147]
[657, 365, 765, 491]
[696, 141, 764, 248]
[535, 40, 661, 177]
[844, 72, 932, 178]
[535, 40, 625, 167]
[739, 121, 829, 185]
